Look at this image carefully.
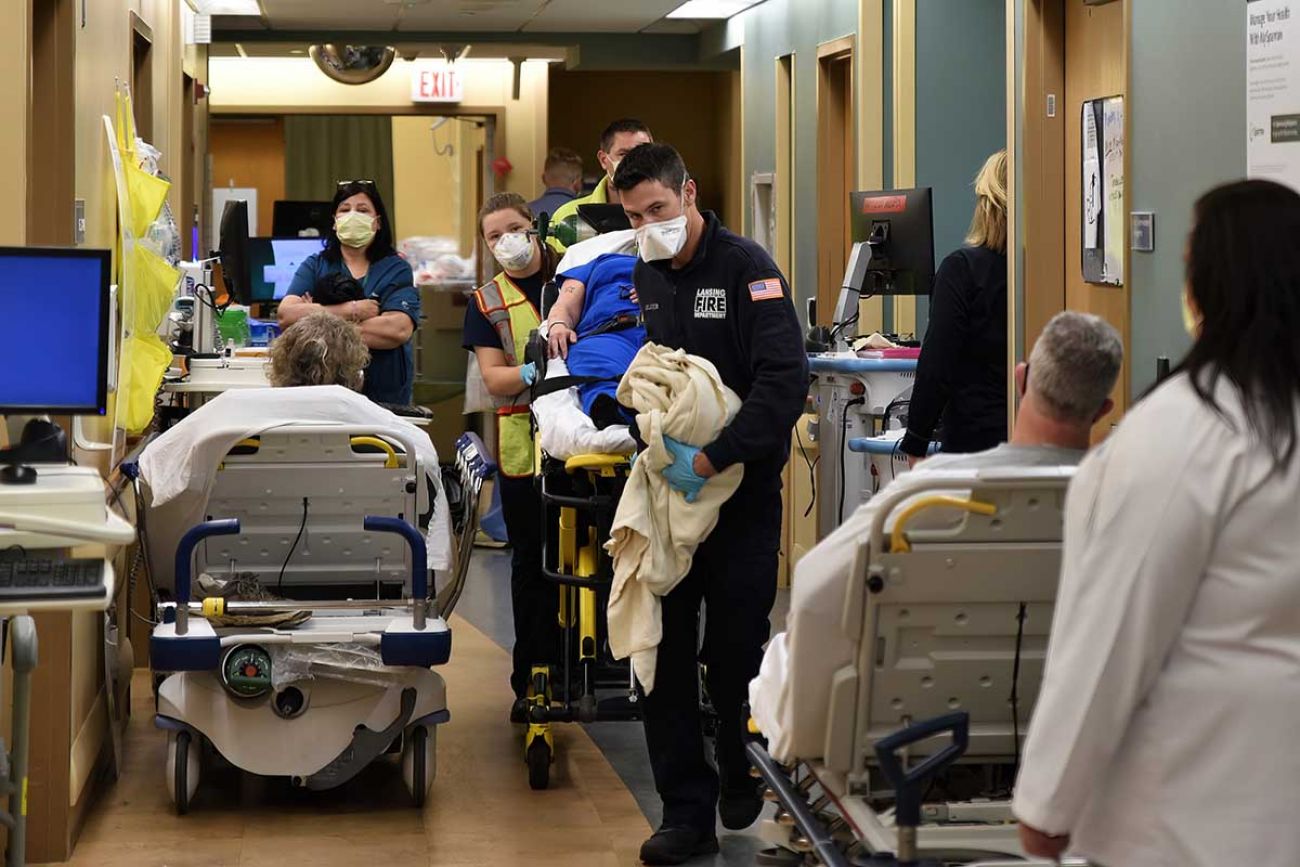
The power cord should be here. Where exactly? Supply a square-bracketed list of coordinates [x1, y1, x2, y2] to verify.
[838, 396, 865, 524]
[1010, 602, 1027, 778]
[278, 497, 310, 592]
[794, 424, 818, 519]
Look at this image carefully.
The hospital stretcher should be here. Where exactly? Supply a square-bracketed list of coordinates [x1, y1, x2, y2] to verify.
[133, 425, 493, 813]
[748, 467, 1087, 866]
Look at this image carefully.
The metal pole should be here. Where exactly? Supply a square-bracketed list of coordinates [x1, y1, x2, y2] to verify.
[7, 616, 38, 867]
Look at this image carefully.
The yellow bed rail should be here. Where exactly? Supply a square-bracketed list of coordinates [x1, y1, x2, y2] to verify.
[889, 495, 997, 553]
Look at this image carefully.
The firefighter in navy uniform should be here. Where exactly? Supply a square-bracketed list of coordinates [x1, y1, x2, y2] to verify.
[613, 143, 809, 866]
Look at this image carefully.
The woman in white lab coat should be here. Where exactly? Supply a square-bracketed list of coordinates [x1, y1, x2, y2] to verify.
[1013, 179, 1300, 866]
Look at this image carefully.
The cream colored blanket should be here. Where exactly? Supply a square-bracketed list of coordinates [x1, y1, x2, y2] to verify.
[606, 343, 743, 694]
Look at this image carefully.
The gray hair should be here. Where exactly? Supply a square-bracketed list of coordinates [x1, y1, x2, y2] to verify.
[1028, 311, 1123, 424]
[268, 311, 370, 390]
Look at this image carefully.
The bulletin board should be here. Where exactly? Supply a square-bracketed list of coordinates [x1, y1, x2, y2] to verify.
[1081, 95, 1124, 285]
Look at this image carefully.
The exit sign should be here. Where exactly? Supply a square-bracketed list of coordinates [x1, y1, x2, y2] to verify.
[411, 62, 463, 103]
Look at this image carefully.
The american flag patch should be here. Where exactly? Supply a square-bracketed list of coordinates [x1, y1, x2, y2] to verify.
[748, 278, 784, 301]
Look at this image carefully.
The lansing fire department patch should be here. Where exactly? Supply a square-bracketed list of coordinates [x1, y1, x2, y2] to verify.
[748, 278, 785, 301]
[694, 287, 727, 319]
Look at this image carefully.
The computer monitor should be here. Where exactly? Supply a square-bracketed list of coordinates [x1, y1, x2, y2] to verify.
[247, 237, 325, 302]
[0, 247, 111, 414]
[575, 204, 632, 234]
[219, 199, 251, 305]
[849, 187, 935, 295]
[272, 200, 333, 238]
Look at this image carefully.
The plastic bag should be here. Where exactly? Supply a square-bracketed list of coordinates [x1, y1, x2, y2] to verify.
[463, 351, 500, 414]
[267, 642, 406, 690]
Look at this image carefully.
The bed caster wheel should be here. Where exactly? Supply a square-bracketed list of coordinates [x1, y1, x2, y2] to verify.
[526, 737, 552, 790]
[402, 725, 436, 808]
[578, 693, 597, 723]
[166, 730, 200, 815]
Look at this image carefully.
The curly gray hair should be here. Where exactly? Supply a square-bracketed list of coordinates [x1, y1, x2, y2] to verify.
[268, 311, 370, 390]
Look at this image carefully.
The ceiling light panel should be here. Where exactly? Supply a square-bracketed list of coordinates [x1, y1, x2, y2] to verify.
[523, 0, 684, 32]
[666, 0, 760, 19]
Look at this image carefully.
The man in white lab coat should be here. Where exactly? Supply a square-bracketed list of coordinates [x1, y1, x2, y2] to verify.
[749, 311, 1123, 762]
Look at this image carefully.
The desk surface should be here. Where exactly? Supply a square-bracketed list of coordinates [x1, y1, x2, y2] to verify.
[163, 380, 270, 394]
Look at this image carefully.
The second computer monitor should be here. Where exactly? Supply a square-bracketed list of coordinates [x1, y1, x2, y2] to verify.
[850, 187, 935, 295]
[0, 247, 111, 414]
[247, 238, 325, 302]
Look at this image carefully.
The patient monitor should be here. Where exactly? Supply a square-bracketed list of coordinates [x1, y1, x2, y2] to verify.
[830, 187, 935, 351]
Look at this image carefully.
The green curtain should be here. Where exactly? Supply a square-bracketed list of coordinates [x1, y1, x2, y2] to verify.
[284, 115, 396, 219]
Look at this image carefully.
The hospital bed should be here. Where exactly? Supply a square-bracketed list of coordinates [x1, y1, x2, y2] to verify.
[133, 425, 494, 813]
[748, 466, 1083, 866]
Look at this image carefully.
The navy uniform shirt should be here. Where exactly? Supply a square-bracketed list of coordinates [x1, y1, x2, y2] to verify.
[633, 211, 809, 492]
[286, 252, 422, 405]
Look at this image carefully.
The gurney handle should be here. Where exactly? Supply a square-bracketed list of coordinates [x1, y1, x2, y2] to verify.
[874, 711, 969, 861]
[363, 516, 430, 630]
[174, 518, 241, 636]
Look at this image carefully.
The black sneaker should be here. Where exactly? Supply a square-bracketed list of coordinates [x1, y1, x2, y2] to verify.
[509, 697, 530, 724]
[719, 782, 764, 830]
[639, 826, 720, 865]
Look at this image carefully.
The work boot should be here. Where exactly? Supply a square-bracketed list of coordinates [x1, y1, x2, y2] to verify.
[509, 696, 530, 724]
[719, 779, 764, 830]
[639, 826, 719, 865]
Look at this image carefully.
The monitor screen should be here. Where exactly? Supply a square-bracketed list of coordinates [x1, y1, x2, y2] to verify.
[0, 248, 110, 414]
[849, 188, 935, 295]
[272, 200, 333, 238]
[247, 238, 325, 302]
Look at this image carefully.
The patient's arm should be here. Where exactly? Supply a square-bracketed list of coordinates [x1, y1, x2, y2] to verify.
[474, 345, 531, 398]
[545, 278, 587, 359]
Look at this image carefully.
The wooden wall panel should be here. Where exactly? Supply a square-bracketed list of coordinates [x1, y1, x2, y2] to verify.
[210, 116, 286, 239]
[1063, 0, 1128, 422]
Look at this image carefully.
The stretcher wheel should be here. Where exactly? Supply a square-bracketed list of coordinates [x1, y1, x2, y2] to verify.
[166, 730, 199, 815]
[402, 725, 436, 807]
[578, 693, 597, 723]
[526, 738, 551, 790]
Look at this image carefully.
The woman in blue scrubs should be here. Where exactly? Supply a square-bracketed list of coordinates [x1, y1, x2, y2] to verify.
[277, 180, 422, 405]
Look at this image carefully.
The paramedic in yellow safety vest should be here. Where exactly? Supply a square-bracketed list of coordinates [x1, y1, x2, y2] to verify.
[547, 118, 653, 251]
[462, 192, 561, 718]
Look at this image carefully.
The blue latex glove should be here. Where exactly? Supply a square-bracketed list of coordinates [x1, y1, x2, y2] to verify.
[661, 437, 707, 504]
[519, 361, 538, 386]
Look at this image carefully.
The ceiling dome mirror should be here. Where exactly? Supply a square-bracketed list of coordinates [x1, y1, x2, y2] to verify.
[308, 45, 397, 85]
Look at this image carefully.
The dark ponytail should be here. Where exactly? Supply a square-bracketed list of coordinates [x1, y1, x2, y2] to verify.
[1181, 179, 1300, 465]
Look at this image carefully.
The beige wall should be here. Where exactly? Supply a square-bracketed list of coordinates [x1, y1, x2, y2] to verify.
[209, 57, 550, 201]
[392, 116, 462, 241]
[0, 3, 29, 246]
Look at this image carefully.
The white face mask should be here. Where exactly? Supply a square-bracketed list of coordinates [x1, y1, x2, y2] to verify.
[493, 232, 535, 272]
[637, 214, 688, 263]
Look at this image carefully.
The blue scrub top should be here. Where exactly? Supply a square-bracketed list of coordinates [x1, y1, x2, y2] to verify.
[558, 252, 645, 416]
[285, 251, 422, 404]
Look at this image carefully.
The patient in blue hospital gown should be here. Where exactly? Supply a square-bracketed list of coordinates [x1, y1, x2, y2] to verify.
[748, 311, 1121, 763]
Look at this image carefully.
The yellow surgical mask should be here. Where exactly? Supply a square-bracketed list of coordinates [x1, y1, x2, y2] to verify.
[1180, 290, 1202, 338]
[336, 210, 377, 249]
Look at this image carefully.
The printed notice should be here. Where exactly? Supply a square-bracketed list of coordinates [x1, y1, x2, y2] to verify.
[1248, 0, 1300, 192]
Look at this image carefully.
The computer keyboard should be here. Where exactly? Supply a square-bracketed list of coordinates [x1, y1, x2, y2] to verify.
[375, 402, 434, 420]
[0, 558, 106, 601]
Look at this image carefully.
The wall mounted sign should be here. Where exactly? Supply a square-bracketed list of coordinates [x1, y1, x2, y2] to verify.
[1082, 95, 1124, 286]
[411, 61, 464, 104]
[1247, 0, 1300, 192]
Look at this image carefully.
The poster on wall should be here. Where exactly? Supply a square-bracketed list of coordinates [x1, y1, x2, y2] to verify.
[1247, 0, 1300, 192]
[1081, 96, 1124, 286]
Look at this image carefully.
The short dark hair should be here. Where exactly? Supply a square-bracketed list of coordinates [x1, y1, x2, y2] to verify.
[543, 147, 583, 185]
[612, 142, 688, 194]
[599, 118, 653, 153]
[324, 180, 396, 264]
